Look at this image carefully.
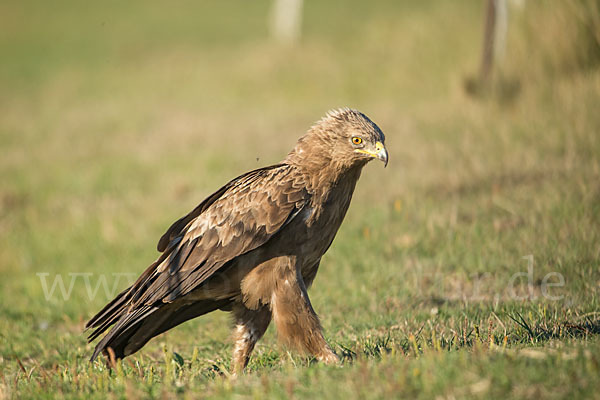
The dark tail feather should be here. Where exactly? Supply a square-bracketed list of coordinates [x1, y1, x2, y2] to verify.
[85, 288, 131, 340]
[89, 299, 231, 362]
[89, 305, 158, 362]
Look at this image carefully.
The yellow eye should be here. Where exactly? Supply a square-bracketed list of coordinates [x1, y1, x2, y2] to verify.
[352, 137, 362, 145]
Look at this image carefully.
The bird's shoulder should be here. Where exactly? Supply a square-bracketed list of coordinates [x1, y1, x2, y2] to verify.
[157, 163, 309, 253]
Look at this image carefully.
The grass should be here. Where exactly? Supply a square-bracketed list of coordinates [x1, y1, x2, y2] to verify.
[1, 0, 600, 398]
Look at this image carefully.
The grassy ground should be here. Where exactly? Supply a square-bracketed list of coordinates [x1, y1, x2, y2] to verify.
[1, 0, 600, 398]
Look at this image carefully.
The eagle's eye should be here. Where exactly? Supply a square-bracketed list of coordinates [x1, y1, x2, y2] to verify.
[351, 137, 363, 145]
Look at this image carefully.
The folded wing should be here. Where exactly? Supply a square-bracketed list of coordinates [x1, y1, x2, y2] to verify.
[86, 163, 308, 345]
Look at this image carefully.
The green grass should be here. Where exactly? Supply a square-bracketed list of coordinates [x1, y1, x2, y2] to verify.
[1, 0, 600, 398]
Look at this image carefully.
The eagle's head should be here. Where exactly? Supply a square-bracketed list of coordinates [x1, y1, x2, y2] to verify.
[287, 108, 388, 171]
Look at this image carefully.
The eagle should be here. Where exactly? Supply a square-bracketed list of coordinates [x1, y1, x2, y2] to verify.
[85, 108, 388, 373]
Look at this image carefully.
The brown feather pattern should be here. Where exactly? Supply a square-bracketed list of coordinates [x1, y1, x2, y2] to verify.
[124, 164, 308, 308]
[85, 108, 387, 371]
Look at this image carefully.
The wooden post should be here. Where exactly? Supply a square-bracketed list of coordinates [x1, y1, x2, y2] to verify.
[270, 0, 303, 44]
[480, 0, 508, 83]
[480, 0, 497, 83]
[466, 0, 518, 99]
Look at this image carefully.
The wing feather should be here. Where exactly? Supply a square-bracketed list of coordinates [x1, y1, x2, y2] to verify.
[127, 164, 308, 308]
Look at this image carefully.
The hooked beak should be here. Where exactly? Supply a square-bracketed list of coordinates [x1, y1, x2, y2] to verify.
[355, 141, 389, 167]
[374, 141, 388, 167]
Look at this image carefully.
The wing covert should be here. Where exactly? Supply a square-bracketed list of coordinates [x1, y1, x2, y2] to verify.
[128, 164, 308, 307]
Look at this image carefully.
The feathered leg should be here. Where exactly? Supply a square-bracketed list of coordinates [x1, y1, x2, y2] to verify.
[231, 303, 271, 375]
[271, 267, 338, 364]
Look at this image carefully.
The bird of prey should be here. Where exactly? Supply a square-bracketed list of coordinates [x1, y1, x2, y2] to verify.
[85, 108, 388, 373]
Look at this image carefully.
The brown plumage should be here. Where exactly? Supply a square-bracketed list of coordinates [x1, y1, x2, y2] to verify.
[85, 108, 388, 373]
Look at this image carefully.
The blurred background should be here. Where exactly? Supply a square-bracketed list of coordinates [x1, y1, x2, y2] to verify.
[1, 0, 600, 395]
